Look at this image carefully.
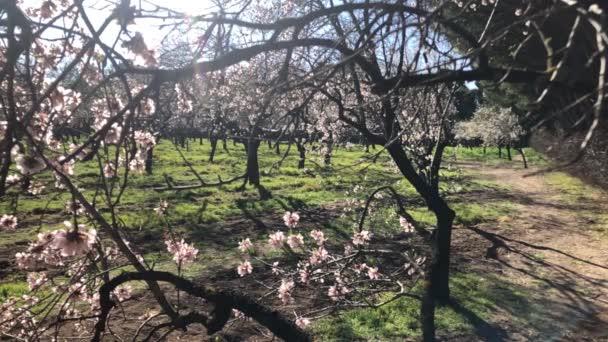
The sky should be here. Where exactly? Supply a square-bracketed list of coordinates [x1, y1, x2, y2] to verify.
[87, 0, 216, 49]
[21, 0, 216, 50]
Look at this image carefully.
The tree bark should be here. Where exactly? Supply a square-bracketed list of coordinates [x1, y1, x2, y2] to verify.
[506, 145, 512, 161]
[517, 148, 528, 168]
[209, 138, 218, 162]
[385, 144, 454, 302]
[421, 278, 436, 342]
[296, 142, 306, 169]
[246, 139, 261, 186]
[145, 147, 154, 175]
[323, 139, 333, 166]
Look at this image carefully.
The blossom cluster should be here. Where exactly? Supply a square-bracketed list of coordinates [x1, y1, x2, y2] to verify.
[235, 210, 426, 328]
[165, 238, 199, 266]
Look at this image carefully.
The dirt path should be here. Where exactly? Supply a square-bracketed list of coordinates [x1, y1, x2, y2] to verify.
[453, 162, 608, 341]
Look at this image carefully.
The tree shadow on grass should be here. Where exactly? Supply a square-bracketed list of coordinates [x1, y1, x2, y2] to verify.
[447, 298, 507, 341]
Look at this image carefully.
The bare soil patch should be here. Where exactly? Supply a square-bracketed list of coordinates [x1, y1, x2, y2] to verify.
[451, 162, 608, 341]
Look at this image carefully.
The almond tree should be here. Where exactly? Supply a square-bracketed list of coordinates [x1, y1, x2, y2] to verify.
[0, 1, 604, 341]
[455, 105, 528, 166]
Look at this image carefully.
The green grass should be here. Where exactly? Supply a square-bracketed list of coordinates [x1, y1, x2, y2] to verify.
[452, 201, 516, 225]
[0, 142, 561, 338]
[444, 146, 549, 167]
[0, 282, 28, 302]
[313, 272, 542, 340]
[544, 172, 608, 235]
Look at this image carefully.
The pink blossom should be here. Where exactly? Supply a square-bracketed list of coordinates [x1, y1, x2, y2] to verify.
[52, 222, 97, 257]
[232, 309, 246, 319]
[104, 123, 123, 144]
[69, 282, 87, 302]
[103, 162, 115, 178]
[15, 252, 35, 269]
[309, 229, 326, 245]
[134, 131, 156, 151]
[52, 156, 74, 176]
[89, 293, 101, 313]
[268, 231, 286, 249]
[344, 244, 354, 255]
[0, 214, 17, 230]
[27, 272, 47, 290]
[353, 263, 367, 275]
[272, 261, 280, 275]
[114, 285, 132, 302]
[295, 316, 311, 328]
[5, 174, 21, 185]
[141, 98, 156, 116]
[309, 247, 329, 265]
[282, 211, 300, 228]
[286, 234, 304, 249]
[165, 239, 198, 266]
[65, 201, 85, 216]
[278, 279, 295, 304]
[400, 216, 414, 233]
[299, 267, 310, 284]
[328, 284, 350, 301]
[367, 266, 381, 280]
[352, 230, 373, 246]
[68, 143, 89, 161]
[129, 153, 146, 173]
[37, 231, 54, 245]
[237, 260, 253, 277]
[238, 238, 254, 253]
[28, 181, 45, 195]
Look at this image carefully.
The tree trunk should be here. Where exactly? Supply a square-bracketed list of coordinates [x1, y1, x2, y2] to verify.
[275, 141, 281, 155]
[518, 148, 528, 168]
[209, 138, 218, 162]
[498, 146, 502, 158]
[431, 204, 455, 303]
[145, 147, 154, 175]
[222, 138, 228, 152]
[506, 145, 512, 161]
[199, 137, 203, 145]
[297, 142, 306, 169]
[421, 278, 436, 342]
[385, 144, 454, 300]
[21, 176, 30, 193]
[323, 140, 333, 166]
[245, 139, 271, 199]
[246, 139, 261, 186]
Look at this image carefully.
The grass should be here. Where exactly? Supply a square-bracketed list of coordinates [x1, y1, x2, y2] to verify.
[444, 146, 549, 167]
[544, 172, 608, 235]
[0, 141, 585, 339]
[0, 282, 28, 300]
[313, 271, 548, 341]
